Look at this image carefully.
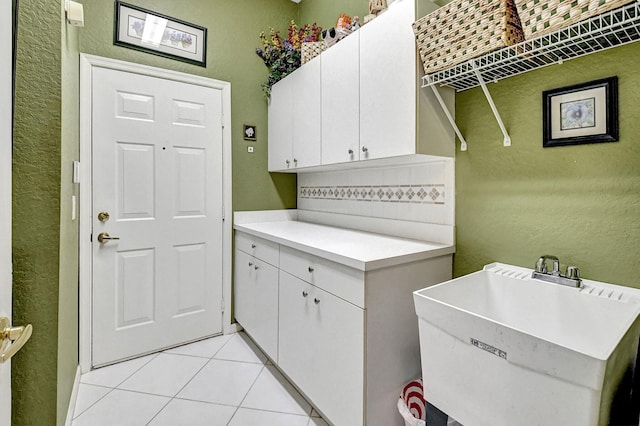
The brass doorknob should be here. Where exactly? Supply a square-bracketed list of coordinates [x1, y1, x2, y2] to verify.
[97, 232, 120, 244]
[1, 317, 33, 363]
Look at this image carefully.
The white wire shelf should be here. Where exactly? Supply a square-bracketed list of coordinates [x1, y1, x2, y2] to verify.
[421, 1, 640, 92]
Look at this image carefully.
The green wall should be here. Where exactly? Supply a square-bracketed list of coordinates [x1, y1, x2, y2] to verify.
[13, 0, 62, 424]
[79, 0, 298, 212]
[454, 42, 640, 288]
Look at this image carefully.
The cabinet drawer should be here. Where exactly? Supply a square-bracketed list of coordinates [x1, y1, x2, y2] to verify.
[280, 245, 364, 308]
[235, 231, 279, 266]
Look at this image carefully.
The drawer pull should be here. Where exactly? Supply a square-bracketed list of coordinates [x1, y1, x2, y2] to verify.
[251, 244, 256, 249]
[302, 291, 308, 298]
[254, 265, 259, 270]
[308, 266, 314, 273]
[248, 262, 253, 267]
[314, 298, 320, 305]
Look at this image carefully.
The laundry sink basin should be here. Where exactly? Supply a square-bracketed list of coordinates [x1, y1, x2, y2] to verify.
[414, 262, 640, 426]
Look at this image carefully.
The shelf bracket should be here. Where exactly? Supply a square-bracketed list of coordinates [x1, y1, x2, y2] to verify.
[472, 62, 511, 147]
[427, 81, 468, 152]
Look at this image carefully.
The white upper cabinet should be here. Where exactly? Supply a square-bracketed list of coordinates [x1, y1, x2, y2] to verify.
[268, 75, 293, 172]
[292, 57, 322, 169]
[268, 0, 454, 172]
[268, 56, 321, 172]
[321, 32, 360, 165]
[359, 0, 417, 160]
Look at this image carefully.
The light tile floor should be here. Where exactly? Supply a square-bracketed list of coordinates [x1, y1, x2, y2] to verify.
[72, 332, 329, 426]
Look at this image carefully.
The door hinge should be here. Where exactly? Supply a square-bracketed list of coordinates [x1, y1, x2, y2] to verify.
[72, 160, 80, 183]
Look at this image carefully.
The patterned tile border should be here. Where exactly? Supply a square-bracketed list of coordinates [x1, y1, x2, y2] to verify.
[299, 184, 445, 204]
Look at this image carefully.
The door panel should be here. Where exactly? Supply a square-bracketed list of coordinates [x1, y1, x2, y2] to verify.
[117, 249, 155, 327]
[92, 67, 224, 366]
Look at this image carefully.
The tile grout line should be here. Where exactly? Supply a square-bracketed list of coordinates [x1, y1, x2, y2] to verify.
[144, 334, 239, 426]
[71, 384, 117, 421]
[74, 353, 159, 422]
[225, 363, 267, 425]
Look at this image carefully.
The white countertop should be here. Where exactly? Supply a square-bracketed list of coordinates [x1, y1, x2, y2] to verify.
[234, 219, 454, 271]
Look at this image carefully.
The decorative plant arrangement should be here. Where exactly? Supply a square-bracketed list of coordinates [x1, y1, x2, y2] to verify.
[255, 21, 322, 98]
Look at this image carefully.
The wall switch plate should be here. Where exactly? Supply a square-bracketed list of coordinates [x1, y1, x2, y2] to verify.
[247, 146, 254, 153]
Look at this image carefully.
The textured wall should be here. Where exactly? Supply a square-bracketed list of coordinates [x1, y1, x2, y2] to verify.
[454, 42, 640, 288]
[79, 0, 298, 213]
[12, 0, 61, 424]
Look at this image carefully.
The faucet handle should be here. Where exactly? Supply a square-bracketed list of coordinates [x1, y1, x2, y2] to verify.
[566, 266, 580, 280]
[535, 255, 560, 274]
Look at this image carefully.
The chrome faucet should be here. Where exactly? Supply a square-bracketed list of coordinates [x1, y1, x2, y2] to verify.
[532, 255, 582, 288]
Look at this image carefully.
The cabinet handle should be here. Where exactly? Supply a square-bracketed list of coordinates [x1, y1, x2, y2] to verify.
[362, 146, 368, 153]
[286, 159, 290, 166]
[348, 149, 354, 155]
[308, 266, 314, 273]
[293, 158, 298, 164]
[248, 262, 253, 267]
[251, 243, 256, 249]
[302, 291, 309, 298]
[314, 297, 320, 305]
[254, 265, 259, 270]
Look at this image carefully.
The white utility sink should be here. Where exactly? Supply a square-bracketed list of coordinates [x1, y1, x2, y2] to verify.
[414, 262, 640, 426]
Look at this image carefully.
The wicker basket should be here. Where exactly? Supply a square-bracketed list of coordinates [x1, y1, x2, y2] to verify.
[515, 0, 635, 39]
[413, 0, 525, 74]
[301, 41, 327, 64]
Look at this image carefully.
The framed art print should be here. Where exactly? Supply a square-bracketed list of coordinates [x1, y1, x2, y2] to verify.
[114, 1, 207, 67]
[542, 77, 618, 147]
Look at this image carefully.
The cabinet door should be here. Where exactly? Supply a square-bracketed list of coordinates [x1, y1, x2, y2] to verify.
[359, 0, 417, 160]
[234, 250, 279, 360]
[291, 56, 322, 169]
[321, 32, 360, 165]
[279, 271, 364, 425]
[268, 76, 293, 172]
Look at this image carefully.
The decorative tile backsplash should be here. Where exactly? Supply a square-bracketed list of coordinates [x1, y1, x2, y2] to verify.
[299, 184, 445, 204]
[297, 161, 455, 226]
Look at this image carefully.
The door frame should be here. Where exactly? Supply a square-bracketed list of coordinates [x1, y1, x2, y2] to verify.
[79, 54, 234, 372]
[1, 0, 14, 422]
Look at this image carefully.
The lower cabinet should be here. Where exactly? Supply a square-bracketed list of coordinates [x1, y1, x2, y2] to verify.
[234, 249, 279, 361]
[234, 230, 453, 426]
[278, 271, 364, 426]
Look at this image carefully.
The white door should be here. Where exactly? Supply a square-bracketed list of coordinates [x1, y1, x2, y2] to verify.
[91, 67, 224, 366]
[1, 0, 13, 421]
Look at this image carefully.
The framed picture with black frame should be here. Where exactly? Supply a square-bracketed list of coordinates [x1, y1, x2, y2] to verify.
[114, 1, 207, 67]
[542, 76, 618, 148]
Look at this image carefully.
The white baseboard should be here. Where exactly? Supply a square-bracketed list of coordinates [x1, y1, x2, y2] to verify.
[227, 322, 243, 334]
[65, 365, 82, 426]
